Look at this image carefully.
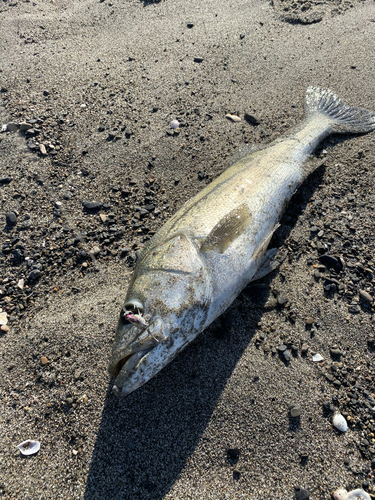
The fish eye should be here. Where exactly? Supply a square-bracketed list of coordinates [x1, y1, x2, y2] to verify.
[124, 299, 143, 313]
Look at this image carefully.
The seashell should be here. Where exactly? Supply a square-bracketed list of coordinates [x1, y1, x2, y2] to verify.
[170, 119, 180, 129]
[347, 489, 371, 500]
[17, 440, 40, 456]
[333, 488, 348, 500]
[225, 113, 241, 123]
[332, 412, 348, 432]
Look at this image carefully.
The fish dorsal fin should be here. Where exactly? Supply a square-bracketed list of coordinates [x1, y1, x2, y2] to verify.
[201, 203, 252, 254]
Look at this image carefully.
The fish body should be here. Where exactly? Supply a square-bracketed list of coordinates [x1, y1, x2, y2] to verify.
[108, 87, 375, 397]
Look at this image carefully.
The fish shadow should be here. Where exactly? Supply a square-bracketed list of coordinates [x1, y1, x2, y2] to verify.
[83, 160, 328, 500]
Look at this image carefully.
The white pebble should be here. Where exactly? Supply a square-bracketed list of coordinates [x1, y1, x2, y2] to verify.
[225, 113, 241, 122]
[347, 490, 371, 500]
[333, 488, 348, 500]
[17, 440, 40, 456]
[312, 353, 324, 362]
[1, 124, 7, 132]
[0, 311, 8, 325]
[332, 412, 348, 432]
[170, 119, 180, 129]
[17, 279, 24, 290]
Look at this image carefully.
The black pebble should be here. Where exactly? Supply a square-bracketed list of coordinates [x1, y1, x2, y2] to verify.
[83, 201, 102, 211]
[244, 113, 260, 126]
[194, 57, 203, 63]
[28, 269, 41, 281]
[295, 487, 310, 500]
[43, 90, 49, 96]
[6, 212, 17, 225]
[0, 176, 12, 185]
[319, 254, 341, 270]
[187, 22, 194, 28]
[227, 448, 240, 462]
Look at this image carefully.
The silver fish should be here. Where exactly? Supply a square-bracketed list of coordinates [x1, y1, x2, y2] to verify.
[108, 87, 375, 397]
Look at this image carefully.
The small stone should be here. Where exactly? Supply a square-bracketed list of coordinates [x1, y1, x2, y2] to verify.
[319, 254, 341, 269]
[17, 279, 24, 290]
[244, 113, 260, 125]
[278, 344, 287, 352]
[225, 113, 241, 123]
[0, 176, 12, 184]
[283, 350, 291, 363]
[312, 353, 324, 362]
[290, 407, 302, 418]
[19, 122, 32, 131]
[295, 487, 310, 500]
[1, 325, 9, 332]
[83, 201, 102, 211]
[99, 213, 107, 222]
[120, 248, 130, 258]
[6, 212, 17, 225]
[125, 441, 136, 450]
[227, 448, 240, 461]
[194, 56, 203, 63]
[359, 290, 373, 303]
[40, 356, 48, 365]
[187, 22, 194, 28]
[27, 269, 41, 281]
[277, 295, 288, 306]
[39, 144, 47, 155]
[43, 89, 50, 96]
[6, 122, 18, 132]
[348, 304, 361, 314]
[170, 119, 180, 129]
[305, 317, 314, 325]
[330, 348, 342, 359]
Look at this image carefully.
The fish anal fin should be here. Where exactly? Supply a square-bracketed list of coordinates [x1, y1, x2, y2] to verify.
[201, 203, 252, 254]
[251, 248, 279, 282]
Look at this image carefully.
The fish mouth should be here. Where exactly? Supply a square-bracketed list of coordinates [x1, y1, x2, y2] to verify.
[108, 315, 166, 397]
[112, 348, 152, 397]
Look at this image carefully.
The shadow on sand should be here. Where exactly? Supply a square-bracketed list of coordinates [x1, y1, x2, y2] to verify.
[83, 162, 327, 500]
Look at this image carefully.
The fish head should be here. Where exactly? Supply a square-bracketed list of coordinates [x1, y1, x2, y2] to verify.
[108, 232, 211, 397]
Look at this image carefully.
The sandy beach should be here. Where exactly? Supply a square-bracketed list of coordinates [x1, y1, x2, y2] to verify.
[1, 0, 375, 498]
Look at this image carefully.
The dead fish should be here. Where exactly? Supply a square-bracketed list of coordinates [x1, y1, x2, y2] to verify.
[108, 87, 375, 397]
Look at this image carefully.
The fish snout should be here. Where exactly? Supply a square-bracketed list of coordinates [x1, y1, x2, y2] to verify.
[108, 316, 165, 378]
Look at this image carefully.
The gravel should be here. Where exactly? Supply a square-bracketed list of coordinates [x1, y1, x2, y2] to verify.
[1, 0, 375, 499]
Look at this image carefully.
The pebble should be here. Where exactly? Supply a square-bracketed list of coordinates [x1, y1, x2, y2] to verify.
[6, 211, 17, 225]
[19, 122, 32, 131]
[332, 488, 348, 500]
[278, 344, 287, 352]
[83, 201, 102, 211]
[1, 325, 9, 332]
[0, 311, 8, 325]
[99, 213, 107, 222]
[333, 412, 348, 432]
[170, 119, 180, 129]
[295, 487, 310, 500]
[6, 122, 18, 132]
[319, 254, 341, 269]
[359, 290, 373, 303]
[305, 317, 314, 325]
[0, 176, 12, 184]
[244, 113, 260, 125]
[225, 113, 241, 123]
[312, 353, 324, 362]
[301, 344, 309, 355]
[125, 441, 136, 450]
[41, 356, 48, 365]
[283, 350, 291, 363]
[187, 22, 194, 28]
[277, 295, 288, 305]
[39, 144, 47, 155]
[290, 407, 302, 418]
[227, 448, 240, 461]
[348, 304, 361, 314]
[193, 56, 203, 63]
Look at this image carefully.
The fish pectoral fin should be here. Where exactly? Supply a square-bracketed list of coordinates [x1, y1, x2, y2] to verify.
[200, 203, 252, 254]
[250, 248, 279, 282]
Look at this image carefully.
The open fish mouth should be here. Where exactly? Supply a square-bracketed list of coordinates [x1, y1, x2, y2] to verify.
[112, 348, 153, 396]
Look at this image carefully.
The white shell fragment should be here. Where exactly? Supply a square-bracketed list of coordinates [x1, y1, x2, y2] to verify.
[333, 412, 348, 432]
[312, 353, 324, 362]
[170, 119, 180, 129]
[333, 488, 348, 500]
[1, 124, 7, 132]
[225, 113, 241, 122]
[17, 279, 25, 290]
[0, 311, 8, 325]
[346, 489, 371, 500]
[17, 440, 40, 456]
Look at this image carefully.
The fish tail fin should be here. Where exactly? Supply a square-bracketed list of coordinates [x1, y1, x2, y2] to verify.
[304, 87, 375, 134]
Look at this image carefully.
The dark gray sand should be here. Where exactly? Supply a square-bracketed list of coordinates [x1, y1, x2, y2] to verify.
[1, 0, 375, 498]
